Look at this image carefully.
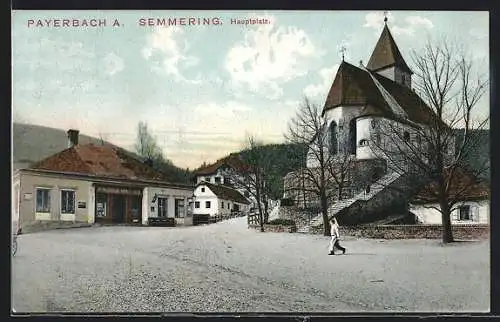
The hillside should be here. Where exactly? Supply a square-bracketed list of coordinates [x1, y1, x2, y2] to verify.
[12, 123, 192, 183]
[238, 143, 307, 200]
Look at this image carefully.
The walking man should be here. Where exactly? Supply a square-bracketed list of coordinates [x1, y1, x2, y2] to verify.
[328, 217, 346, 255]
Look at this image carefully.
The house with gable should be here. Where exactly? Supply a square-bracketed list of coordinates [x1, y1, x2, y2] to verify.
[193, 181, 250, 218]
[193, 154, 256, 213]
[12, 129, 195, 231]
[284, 19, 486, 228]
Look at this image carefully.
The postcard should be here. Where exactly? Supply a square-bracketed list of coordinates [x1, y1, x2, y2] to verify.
[11, 10, 490, 314]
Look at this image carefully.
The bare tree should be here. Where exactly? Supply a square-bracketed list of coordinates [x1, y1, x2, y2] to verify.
[327, 153, 355, 201]
[229, 136, 271, 232]
[285, 98, 354, 236]
[370, 39, 488, 243]
[134, 121, 165, 165]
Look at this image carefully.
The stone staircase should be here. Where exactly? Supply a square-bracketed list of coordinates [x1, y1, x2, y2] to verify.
[307, 171, 403, 229]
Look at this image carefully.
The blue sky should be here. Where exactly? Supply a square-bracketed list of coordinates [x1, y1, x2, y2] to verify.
[12, 10, 489, 169]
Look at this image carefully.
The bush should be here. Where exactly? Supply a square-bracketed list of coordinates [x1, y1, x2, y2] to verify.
[268, 218, 296, 226]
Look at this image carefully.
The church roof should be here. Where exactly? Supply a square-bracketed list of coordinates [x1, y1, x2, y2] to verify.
[322, 61, 436, 125]
[366, 24, 413, 74]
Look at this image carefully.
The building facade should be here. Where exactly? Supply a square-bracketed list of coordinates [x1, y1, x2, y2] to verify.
[12, 130, 194, 230]
[193, 182, 250, 217]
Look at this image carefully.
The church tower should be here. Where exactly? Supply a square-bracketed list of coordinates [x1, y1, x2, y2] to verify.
[366, 17, 413, 88]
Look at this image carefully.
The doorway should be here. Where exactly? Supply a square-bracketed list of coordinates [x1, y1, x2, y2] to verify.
[111, 195, 126, 223]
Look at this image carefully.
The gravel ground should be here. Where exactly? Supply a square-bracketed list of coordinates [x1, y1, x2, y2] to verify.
[11, 217, 489, 313]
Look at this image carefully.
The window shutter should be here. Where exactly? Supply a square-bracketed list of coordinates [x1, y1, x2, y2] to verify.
[451, 208, 459, 222]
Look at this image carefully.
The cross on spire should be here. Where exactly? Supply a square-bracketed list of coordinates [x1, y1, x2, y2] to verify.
[340, 45, 347, 61]
[383, 11, 388, 23]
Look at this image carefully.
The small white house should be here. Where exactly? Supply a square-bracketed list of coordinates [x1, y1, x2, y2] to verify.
[193, 182, 250, 217]
[410, 169, 490, 225]
[193, 154, 257, 208]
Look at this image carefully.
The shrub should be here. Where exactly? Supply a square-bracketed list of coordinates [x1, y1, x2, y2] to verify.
[268, 218, 296, 226]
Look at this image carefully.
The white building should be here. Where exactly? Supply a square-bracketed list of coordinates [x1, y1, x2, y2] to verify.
[410, 168, 490, 225]
[193, 181, 250, 217]
[193, 154, 258, 209]
[308, 21, 438, 167]
[285, 19, 486, 226]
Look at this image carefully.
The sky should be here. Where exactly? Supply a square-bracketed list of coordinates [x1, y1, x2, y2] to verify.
[12, 10, 489, 169]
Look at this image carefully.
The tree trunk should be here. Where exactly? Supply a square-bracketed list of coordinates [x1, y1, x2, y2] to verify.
[256, 177, 265, 232]
[321, 191, 329, 236]
[338, 184, 343, 201]
[440, 200, 454, 243]
[264, 199, 269, 223]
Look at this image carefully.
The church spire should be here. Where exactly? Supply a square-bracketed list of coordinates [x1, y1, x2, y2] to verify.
[340, 45, 346, 61]
[366, 20, 412, 75]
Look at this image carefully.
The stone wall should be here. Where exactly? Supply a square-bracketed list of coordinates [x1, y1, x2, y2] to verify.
[337, 172, 425, 225]
[310, 224, 489, 240]
[248, 224, 297, 233]
[352, 158, 387, 191]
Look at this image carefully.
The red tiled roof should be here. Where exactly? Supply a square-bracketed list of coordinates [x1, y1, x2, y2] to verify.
[411, 167, 490, 204]
[201, 182, 250, 205]
[194, 154, 252, 176]
[29, 144, 170, 182]
[367, 24, 412, 74]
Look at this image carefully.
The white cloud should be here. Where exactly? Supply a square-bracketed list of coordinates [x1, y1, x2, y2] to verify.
[363, 11, 395, 31]
[303, 64, 339, 99]
[363, 12, 433, 37]
[225, 15, 322, 100]
[193, 101, 252, 118]
[142, 26, 200, 83]
[405, 16, 434, 29]
[102, 52, 124, 76]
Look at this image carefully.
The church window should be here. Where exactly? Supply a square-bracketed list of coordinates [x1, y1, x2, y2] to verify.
[348, 119, 357, 154]
[329, 121, 338, 155]
[359, 139, 369, 147]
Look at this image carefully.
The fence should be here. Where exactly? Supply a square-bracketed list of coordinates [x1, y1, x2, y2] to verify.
[247, 213, 260, 226]
[195, 211, 245, 225]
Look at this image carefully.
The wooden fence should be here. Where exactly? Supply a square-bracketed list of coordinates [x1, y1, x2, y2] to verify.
[247, 213, 260, 226]
[194, 211, 245, 226]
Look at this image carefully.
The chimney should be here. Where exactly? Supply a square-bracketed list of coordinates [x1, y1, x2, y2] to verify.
[67, 129, 79, 147]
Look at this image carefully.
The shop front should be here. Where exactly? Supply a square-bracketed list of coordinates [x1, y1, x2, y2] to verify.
[94, 185, 143, 224]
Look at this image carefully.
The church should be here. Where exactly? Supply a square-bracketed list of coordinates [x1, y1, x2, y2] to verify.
[284, 18, 459, 226]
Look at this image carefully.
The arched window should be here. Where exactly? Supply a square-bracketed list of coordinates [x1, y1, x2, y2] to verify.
[349, 119, 357, 154]
[403, 131, 410, 142]
[329, 121, 338, 155]
[358, 139, 369, 147]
